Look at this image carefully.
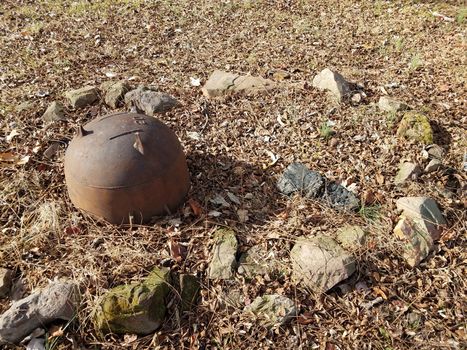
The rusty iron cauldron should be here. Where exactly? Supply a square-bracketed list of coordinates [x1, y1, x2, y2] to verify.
[64, 112, 190, 224]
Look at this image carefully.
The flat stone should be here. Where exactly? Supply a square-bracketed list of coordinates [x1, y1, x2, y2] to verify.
[291, 236, 356, 292]
[378, 96, 409, 113]
[395, 162, 421, 185]
[395, 197, 446, 240]
[312, 68, 352, 101]
[15, 101, 36, 113]
[179, 274, 200, 312]
[42, 101, 66, 122]
[396, 112, 434, 144]
[94, 267, 170, 335]
[336, 225, 367, 249]
[124, 86, 180, 116]
[64, 86, 99, 109]
[425, 159, 442, 173]
[0, 268, 13, 297]
[202, 70, 275, 98]
[237, 245, 276, 278]
[244, 294, 296, 327]
[277, 163, 325, 198]
[322, 181, 360, 211]
[101, 81, 131, 109]
[0, 281, 79, 345]
[207, 229, 238, 279]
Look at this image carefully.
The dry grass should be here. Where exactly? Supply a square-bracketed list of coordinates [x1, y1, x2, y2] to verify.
[1, 0, 466, 349]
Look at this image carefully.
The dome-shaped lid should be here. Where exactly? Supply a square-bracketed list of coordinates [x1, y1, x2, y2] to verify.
[65, 112, 184, 189]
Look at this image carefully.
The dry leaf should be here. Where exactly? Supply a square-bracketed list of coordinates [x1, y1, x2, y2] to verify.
[188, 198, 203, 216]
[297, 311, 314, 325]
[17, 155, 30, 165]
[0, 152, 17, 162]
[6, 129, 20, 142]
[373, 286, 388, 300]
[169, 239, 183, 262]
[376, 173, 385, 185]
[48, 325, 64, 338]
[237, 209, 249, 223]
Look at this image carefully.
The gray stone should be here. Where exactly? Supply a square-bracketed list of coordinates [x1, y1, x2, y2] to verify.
[124, 86, 180, 116]
[336, 225, 367, 249]
[277, 163, 325, 198]
[65, 86, 99, 109]
[0, 281, 79, 345]
[378, 96, 409, 113]
[394, 197, 447, 267]
[395, 197, 446, 240]
[208, 229, 238, 279]
[395, 162, 421, 185]
[323, 181, 360, 211]
[291, 236, 356, 292]
[312, 68, 352, 101]
[94, 267, 170, 335]
[244, 294, 296, 327]
[15, 101, 36, 113]
[179, 274, 200, 312]
[101, 81, 131, 109]
[426, 144, 444, 160]
[424, 159, 442, 173]
[393, 216, 434, 267]
[0, 268, 13, 297]
[42, 101, 66, 122]
[238, 245, 275, 278]
[202, 70, 275, 98]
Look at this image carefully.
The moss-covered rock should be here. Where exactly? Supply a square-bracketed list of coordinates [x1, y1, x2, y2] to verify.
[94, 267, 170, 335]
[396, 112, 434, 144]
[336, 225, 367, 249]
[179, 274, 200, 312]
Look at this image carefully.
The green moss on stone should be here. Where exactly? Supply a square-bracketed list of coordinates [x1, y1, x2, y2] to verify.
[94, 267, 170, 335]
[397, 112, 434, 144]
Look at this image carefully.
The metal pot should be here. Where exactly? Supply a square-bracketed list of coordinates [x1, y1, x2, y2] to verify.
[64, 112, 190, 224]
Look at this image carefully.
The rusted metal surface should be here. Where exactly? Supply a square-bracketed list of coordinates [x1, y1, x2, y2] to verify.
[64, 112, 190, 224]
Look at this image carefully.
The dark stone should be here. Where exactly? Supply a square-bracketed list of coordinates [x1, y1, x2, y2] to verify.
[179, 274, 200, 312]
[323, 181, 360, 211]
[277, 163, 325, 198]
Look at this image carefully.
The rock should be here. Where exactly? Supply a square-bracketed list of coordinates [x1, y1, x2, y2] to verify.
[208, 229, 238, 279]
[43, 143, 61, 159]
[94, 267, 170, 335]
[277, 163, 325, 198]
[312, 68, 352, 101]
[0, 281, 79, 345]
[426, 144, 444, 160]
[42, 101, 66, 123]
[101, 81, 131, 109]
[0, 268, 13, 297]
[378, 96, 408, 113]
[464, 153, 467, 172]
[395, 197, 446, 240]
[393, 216, 435, 267]
[244, 294, 296, 327]
[179, 274, 200, 312]
[272, 70, 291, 81]
[291, 236, 356, 292]
[64, 86, 99, 109]
[202, 70, 275, 98]
[237, 245, 275, 278]
[124, 86, 180, 116]
[396, 112, 434, 144]
[424, 159, 442, 173]
[323, 181, 360, 211]
[393, 197, 446, 267]
[15, 101, 36, 113]
[336, 225, 367, 249]
[395, 162, 421, 185]
[351, 93, 362, 104]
